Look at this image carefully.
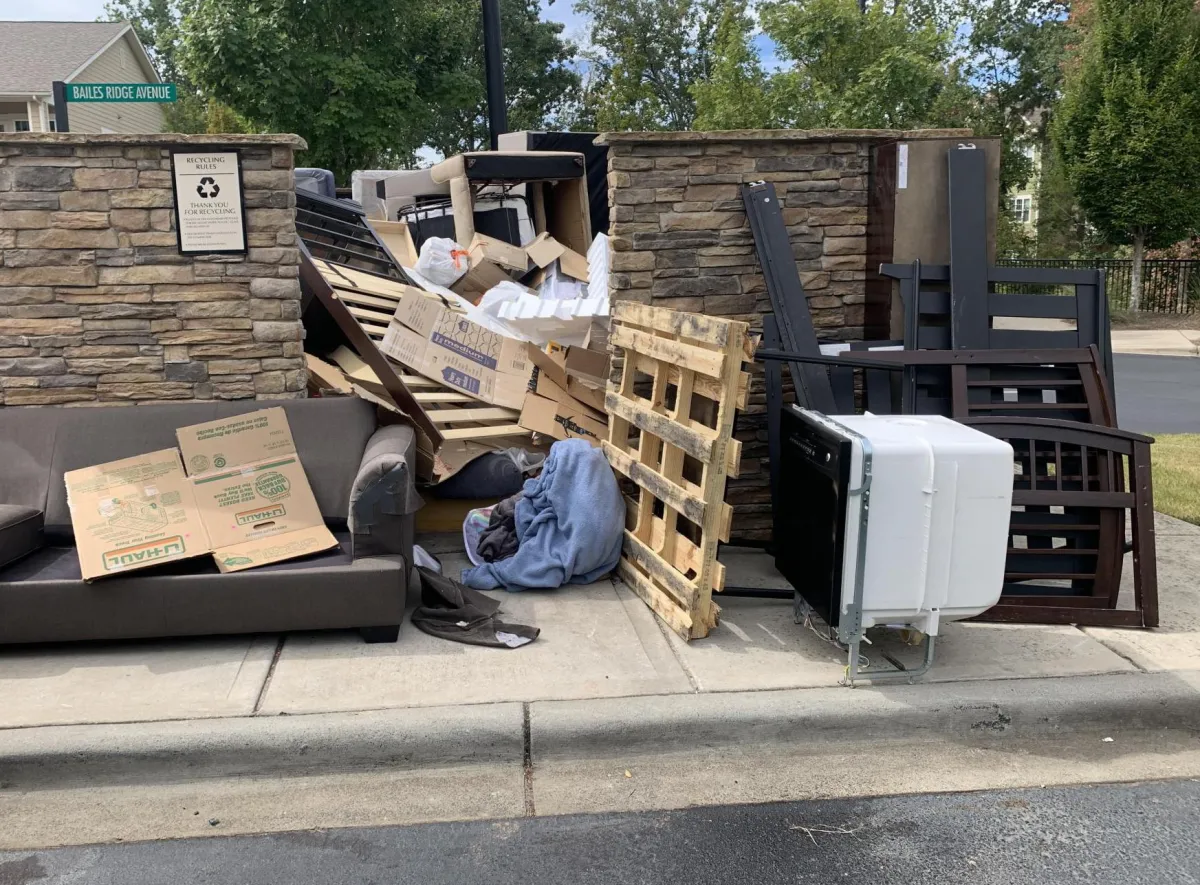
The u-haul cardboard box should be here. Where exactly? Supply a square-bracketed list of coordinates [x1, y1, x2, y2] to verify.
[381, 291, 532, 409]
[175, 408, 338, 573]
[65, 448, 210, 581]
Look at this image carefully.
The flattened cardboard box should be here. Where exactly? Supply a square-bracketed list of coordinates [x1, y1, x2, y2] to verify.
[519, 393, 606, 447]
[529, 365, 605, 423]
[66, 448, 210, 581]
[176, 408, 338, 573]
[382, 292, 532, 409]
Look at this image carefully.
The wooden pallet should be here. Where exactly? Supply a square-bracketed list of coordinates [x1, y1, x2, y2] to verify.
[602, 302, 751, 640]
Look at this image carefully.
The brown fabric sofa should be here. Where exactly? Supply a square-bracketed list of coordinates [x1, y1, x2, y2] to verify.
[0, 398, 417, 645]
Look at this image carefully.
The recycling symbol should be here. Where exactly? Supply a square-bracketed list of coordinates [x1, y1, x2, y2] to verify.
[196, 176, 220, 199]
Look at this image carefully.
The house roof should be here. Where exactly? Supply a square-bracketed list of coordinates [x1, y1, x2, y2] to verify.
[0, 21, 154, 96]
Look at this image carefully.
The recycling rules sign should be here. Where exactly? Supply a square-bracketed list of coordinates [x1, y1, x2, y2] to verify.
[170, 151, 247, 254]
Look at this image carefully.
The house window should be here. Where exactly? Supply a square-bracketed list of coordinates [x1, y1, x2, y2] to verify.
[13, 120, 30, 132]
[1010, 195, 1033, 224]
[48, 120, 56, 132]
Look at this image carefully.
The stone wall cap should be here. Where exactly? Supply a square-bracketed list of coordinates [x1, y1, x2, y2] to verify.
[0, 132, 307, 149]
[595, 128, 974, 145]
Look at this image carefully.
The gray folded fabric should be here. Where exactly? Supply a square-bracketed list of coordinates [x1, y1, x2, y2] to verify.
[411, 566, 539, 649]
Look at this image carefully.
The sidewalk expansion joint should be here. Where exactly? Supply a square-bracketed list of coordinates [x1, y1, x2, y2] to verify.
[522, 702, 535, 817]
[252, 635, 286, 714]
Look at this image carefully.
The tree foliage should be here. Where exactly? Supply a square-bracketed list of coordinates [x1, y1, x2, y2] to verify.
[960, 0, 1070, 195]
[573, 0, 724, 130]
[180, 0, 468, 178]
[1053, 0, 1200, 305]
[104, 0, 249, 134]
[692, 0, 772, 129]
[761, 0, 954, 129]
[422, 0, 580, 158]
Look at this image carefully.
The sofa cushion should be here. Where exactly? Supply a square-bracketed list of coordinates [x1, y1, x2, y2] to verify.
[0, 505, 43, 569]
[0, 407, 62, 513]
[38, 398, 377, 542]
[0, 532, 406, 644]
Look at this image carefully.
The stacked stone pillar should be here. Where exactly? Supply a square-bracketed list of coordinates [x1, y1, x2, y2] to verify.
[0, 133, 307, 406]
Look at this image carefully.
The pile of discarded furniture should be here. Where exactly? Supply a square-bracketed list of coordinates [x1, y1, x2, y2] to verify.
[295, 150, 613, 494]
[750, 145, 1157, 633]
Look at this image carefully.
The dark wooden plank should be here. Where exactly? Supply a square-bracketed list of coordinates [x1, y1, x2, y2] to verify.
[973, 604, 1148, 628]
[1012, 489, 1131, 508]
[987, 293, 1081, 319]
[987, 266, 1102, 285]
[741, 181, 838, 414]
[989, 329, 1084, 351]
[948, 147, 989, 349]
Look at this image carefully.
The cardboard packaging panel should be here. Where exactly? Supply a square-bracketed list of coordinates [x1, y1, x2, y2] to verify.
[526, 232, 589, 282]
[176, 408, 338, 571]
[469, 233, 528, 273]
[519, 393, 606, 447]
[176, 407, 296, 476]
[65, 448, 210, 581]
[451, 257, 511, 304]
[567, 377, 607, 415]
[381, 291, 533, 409]
[564, 345, 610, 383]
[188, 456, 326, 550]
[529, 366, 605, 423]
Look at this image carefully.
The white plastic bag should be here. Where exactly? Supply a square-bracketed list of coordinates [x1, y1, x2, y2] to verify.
[415, 237, 469, 287]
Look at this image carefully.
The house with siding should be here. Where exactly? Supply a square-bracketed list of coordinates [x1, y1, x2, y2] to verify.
[0, 21, 165, 135]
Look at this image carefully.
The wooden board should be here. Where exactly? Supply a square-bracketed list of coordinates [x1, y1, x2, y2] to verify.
[306, 249, 533, 456]
[604, 302, 749, 640]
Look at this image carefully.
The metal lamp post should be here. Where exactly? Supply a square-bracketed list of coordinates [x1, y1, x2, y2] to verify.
[482, 0, 507, 150]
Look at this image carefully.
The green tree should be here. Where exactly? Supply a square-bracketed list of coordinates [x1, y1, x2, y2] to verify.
[759, 0, 954, 129]
[423, 0, 580, 158]
[960, 1, 1070, 199]
[573, 0, 724, 130]
[180, 0, 469, 179]
[692, 0, 773, 129]
[104, 0, 248, 133]
[1053, 0, 1200, 309]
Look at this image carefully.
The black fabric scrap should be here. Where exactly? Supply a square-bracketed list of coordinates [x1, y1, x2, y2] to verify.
[411, 566, 539, 648]
[477, 491, 521, 563]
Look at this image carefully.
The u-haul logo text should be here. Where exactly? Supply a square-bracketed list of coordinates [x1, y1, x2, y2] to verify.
[103, 536, 185, 571]
[236, 504, 286, 526]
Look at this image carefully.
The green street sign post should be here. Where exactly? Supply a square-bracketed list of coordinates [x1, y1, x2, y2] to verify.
[50, 80, 177, 133]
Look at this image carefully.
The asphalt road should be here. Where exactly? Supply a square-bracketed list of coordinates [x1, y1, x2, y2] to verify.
[1115, 353, 1200, 434]
[3, 779, 1198, 885]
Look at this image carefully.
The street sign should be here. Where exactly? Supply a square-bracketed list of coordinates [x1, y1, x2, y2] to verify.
[65, 83, 177, 103]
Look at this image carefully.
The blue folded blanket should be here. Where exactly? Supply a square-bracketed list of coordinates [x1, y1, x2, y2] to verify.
[462, 439, 624, 591]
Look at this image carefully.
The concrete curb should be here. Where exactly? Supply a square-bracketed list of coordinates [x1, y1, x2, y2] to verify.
[532, 671, 1200, 760]
[2, 671, 1198, 789]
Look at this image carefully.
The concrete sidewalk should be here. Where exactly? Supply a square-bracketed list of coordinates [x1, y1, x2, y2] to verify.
[1112, 328, 1200, 356]
[1, 514, 1197, 747]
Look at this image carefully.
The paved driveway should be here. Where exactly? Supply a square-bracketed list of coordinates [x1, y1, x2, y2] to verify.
[1115, 353, 1200, 434]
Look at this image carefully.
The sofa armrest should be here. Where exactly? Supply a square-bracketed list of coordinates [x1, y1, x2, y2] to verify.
[348, 424, 421, 560]
[0, 505, 44, 570]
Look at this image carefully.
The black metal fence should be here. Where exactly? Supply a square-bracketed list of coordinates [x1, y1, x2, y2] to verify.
[997, 259, 1200, 313]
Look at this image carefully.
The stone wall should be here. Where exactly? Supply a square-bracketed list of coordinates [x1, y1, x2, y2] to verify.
[0, 133, 307, 407]
[599, 128, 968, 541]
